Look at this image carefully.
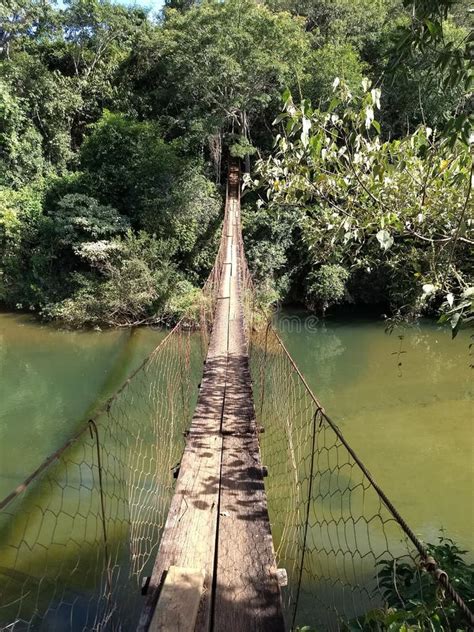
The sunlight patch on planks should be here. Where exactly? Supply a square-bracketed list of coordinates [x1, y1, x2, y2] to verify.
[149, 566, 205, 632]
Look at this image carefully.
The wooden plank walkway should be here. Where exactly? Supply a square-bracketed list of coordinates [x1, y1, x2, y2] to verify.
[138, 169, 284, 632]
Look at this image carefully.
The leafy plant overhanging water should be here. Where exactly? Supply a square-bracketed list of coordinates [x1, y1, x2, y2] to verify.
[358, 537, 474, 631]
[247, 79, 472, 332]
[296, 537, 474, 630]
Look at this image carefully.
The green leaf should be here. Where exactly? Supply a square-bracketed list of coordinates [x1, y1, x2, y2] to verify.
[309, 133, 322, 160]
[282, 87, 291, 105]
[372, 120, 381, 134]
[273, 113, 287, 125]
[424, 19, 441, 38]
[451, 312, 461, 339]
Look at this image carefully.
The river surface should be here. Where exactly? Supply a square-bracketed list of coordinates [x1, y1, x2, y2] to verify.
[1, 310, 471, 546]
[0, 312, 203, 631]
[0, 312, 166, 501]
[274, 309, 473, 552]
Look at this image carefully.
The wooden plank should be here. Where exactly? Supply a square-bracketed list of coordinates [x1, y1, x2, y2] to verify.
[213, 209, 285, 631]
[215, 432, 285, 631]
[149, 566, 205, 632]
[139, 171, 285, 632]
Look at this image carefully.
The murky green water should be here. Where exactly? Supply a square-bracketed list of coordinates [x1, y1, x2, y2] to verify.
[275, 310, 473, 553]
[0, 313, 204, 630]
[0, 312, 166, 505]
[2, 312, 472, 545]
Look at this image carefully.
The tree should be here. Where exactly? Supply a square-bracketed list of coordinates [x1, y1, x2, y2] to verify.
[265, 0, 403, 51]
[51, 193, 129, 248]
[54, 0, 149, 142]
[1, 0, 471, 327]
[125, 0, 309, 171]
[78, 111, 182, 222]
[77, 111, 221, 278]
[0, 78, 44, 186]
[46, 231, 178, 327]
[2, 55, 82, 172]
[0, 0, 57, 60]
[251, 80, 473, 320]
[390, 0, 473, 143]
[301, 43, 367, 108]
[0, 185, 44, 307]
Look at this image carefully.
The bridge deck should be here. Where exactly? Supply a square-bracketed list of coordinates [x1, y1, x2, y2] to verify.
[138, 172, 284, 632]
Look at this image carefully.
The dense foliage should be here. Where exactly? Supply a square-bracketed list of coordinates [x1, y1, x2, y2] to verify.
[0, 0, 472, 326]
[249, 80, 472, 329]
[294, 537, 474, 631]
[353, 537, 474, 631]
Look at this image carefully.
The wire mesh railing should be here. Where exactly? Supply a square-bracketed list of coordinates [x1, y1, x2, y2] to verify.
[0, 200, 231, 631]
[232, 169, 473, 629]
[0, 326, 201, 630]
[248, 320, 474, 631]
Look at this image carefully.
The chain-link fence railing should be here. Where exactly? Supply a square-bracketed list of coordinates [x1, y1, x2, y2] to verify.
[248, 321, 474, 631]
[0, 323, 203, 630]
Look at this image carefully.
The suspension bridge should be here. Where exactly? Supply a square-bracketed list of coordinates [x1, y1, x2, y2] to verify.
[0, 164, 472, 632]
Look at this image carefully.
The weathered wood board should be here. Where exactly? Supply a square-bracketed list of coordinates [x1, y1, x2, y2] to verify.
[149, 566, 205, 632]
[212, 208, 284, 631]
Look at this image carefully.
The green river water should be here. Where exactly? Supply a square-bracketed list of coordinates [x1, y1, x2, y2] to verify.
[0, 310, 472, 629]
[274, 310, 473, 552]
[0, 312, 166, 501]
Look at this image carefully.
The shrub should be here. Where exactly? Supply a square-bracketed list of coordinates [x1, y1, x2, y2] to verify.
[353, 537, 474, 631]
[0, 186, 45, 307]
[45, 231, 176, 327]
[51, 194, 129, 247]
[306, 264, 349, 314]
[162, 279, 204, 325]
